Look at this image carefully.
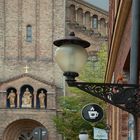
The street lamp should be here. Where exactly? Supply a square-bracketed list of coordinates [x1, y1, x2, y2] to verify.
[53, 32, 140, 116]
[54, 32, 90, 81]
[79, 130, 89, 140]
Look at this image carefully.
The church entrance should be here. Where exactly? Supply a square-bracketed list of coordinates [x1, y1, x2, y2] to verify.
[3, 119, 47, 140]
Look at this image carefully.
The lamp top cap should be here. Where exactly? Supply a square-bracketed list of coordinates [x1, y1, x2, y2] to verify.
[79, 130, 88, 134]
[53, 32, 90, 48]
[79, 131, 88, 134]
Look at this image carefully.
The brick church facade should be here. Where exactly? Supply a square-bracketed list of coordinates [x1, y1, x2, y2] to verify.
[0, 0, 108, 140]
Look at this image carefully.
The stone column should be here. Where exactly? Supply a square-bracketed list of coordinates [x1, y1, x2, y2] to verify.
[17, 89, 20, 108]
[90, 15, 93, 29]
[1, 91, 7, 108]
[105, 22, 108, 36]
[83, 11, 86, 26]
[47, 92, 56, 109]
[98, 18, 101, 33]
[75, 7, 78, 23]
[34, 91, 37, 108]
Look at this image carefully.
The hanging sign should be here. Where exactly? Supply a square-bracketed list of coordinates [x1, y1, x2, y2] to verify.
[81, 103, 104, 122]
[93, 127, 108, 139]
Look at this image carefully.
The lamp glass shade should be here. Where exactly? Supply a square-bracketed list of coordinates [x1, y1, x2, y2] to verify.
[79, 133, 89, 140]
[55, 44, 88, 73]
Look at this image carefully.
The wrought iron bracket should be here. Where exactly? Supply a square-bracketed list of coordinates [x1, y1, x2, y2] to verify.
[67, 81, 140, 116]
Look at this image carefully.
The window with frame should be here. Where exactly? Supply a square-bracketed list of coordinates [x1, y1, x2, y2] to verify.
[92, 15, 98, 29]
[26, 25, 32, 42]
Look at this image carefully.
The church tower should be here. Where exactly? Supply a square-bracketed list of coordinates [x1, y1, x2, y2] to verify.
[0, 0, 65, 140]
[0, 0, 108, 140]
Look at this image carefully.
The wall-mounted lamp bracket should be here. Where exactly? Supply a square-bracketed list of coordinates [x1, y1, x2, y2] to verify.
[67, 80, 140, 116]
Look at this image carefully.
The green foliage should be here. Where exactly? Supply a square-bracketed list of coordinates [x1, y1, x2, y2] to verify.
[53, 96, 93, 140]
[53, 44, 108, 139]
[79, 43, 107, 83]
[54, 95, 106, 140]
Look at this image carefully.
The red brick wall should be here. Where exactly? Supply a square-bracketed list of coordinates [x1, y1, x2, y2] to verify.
[114, 9, 131, 78]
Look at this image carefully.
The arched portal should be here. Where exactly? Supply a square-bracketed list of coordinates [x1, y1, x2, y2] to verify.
[3, 119, 47, 140]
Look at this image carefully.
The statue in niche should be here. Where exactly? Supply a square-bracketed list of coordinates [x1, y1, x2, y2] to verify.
[7, 90, 16, 108]
[22, 88, 32, 108]
[39, 90, 46, 108]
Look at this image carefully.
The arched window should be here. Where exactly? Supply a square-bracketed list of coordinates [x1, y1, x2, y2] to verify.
[19, 132, 32, 140]
[77, 8, 83, 24]
[100, 18, 106, 28]
[92, 15, 98, 29]
[85, 11, 91, 28]
[69, 5, 76, 22]
[100, 18, 106, 35]
[26, 25, 32, 42]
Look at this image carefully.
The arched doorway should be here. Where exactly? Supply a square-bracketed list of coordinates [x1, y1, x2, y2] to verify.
[3, 119, 47, 140]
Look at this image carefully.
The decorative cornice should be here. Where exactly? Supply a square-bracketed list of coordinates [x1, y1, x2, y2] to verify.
[105, 0, 132, 82]
[68, 0, 108, 15]
[0, 73, 56, 87]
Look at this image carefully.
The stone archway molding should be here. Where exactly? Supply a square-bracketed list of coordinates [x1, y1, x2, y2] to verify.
[3, 119, 47, 140]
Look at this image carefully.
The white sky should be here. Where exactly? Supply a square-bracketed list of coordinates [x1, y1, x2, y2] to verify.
[83, 0, 109, 11]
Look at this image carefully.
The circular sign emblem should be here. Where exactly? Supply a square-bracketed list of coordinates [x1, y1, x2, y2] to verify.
[81, 104, 104, 122]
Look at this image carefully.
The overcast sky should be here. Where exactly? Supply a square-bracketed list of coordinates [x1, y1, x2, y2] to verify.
[83, 0, 109, 11]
